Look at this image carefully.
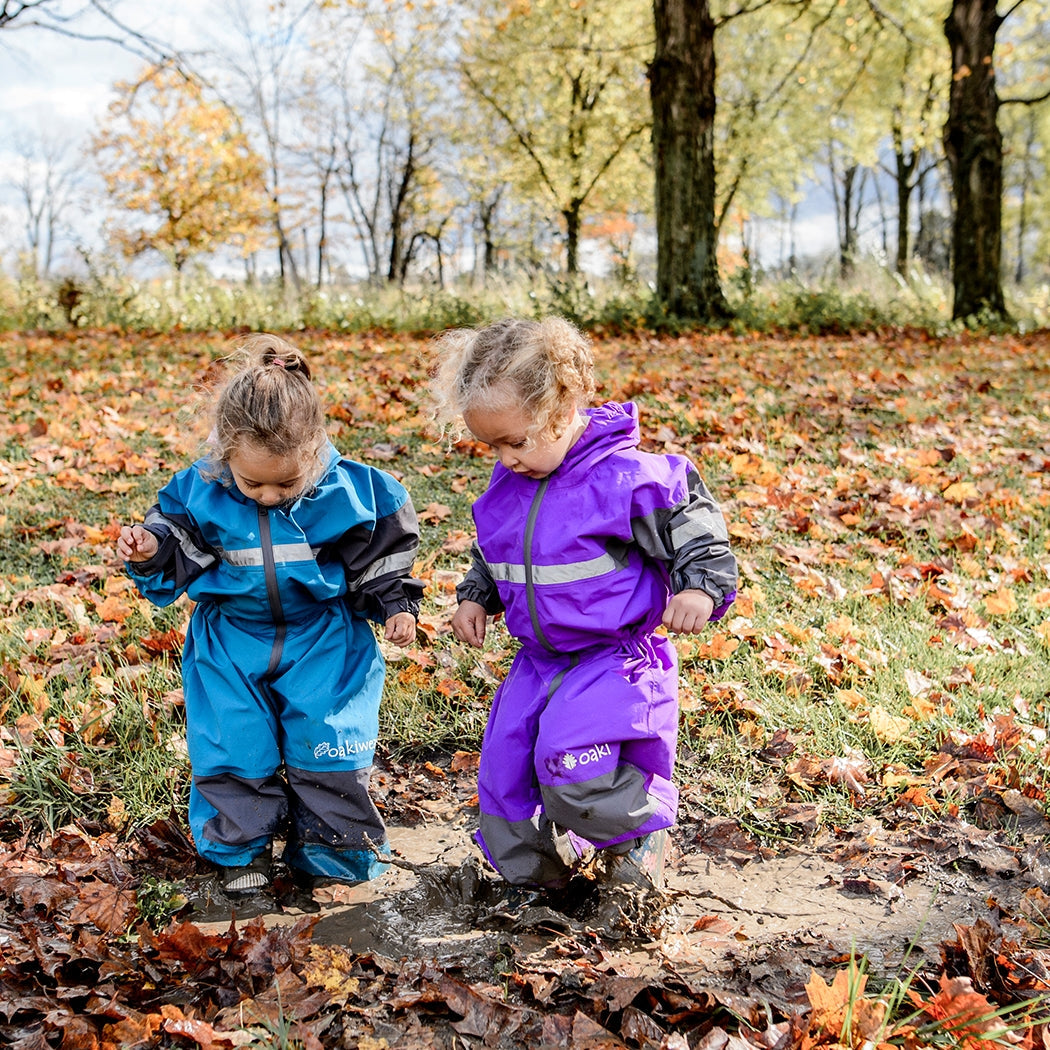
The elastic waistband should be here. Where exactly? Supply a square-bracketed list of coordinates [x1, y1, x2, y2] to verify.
[519, 622, 666, 662]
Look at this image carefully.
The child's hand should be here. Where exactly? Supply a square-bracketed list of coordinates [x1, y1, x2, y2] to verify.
[118, 525, 159, 563]
[384, 612, 416, 646]
[452, 600, 488, 647]
[662, 589, 715, 635]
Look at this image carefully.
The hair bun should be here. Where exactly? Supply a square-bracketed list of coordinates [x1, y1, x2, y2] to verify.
[260, 344, 310, 378]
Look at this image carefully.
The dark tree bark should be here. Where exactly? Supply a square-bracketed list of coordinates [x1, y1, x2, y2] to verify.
[943, 0, 1008, 321]
[650, 0, 728, 322]
[892, 142, 916, 275]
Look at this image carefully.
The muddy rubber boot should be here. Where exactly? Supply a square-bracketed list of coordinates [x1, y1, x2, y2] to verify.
[502, 884, 545, 910]
[220, 855, 272, 897]
[605, 828, 668, 890]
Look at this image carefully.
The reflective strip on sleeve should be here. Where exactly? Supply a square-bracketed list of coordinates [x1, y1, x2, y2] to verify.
[145, 509, 215, 570]
[669, 505, 728, 546]
[348, 547, 418, 587]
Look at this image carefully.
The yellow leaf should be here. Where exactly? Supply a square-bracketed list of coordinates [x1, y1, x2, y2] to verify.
[903, 695, 938, 721]
[92, 675, 115, 696]
[826, 615, 857, 640]
[730, 452, 780, 484]
[868, 705, 911, 744]
[835, 688, 865, 710]
[983, 587, 1017, 616]
[942, 480, 978, 503]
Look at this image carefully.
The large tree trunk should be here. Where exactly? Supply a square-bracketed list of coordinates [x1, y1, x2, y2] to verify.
[943, 0, 1008, 321]
[650, 0, 728, 322]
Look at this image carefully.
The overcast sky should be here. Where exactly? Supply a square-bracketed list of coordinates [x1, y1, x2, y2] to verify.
[0, 1, 842, 279]
[1, 4, 218, 130]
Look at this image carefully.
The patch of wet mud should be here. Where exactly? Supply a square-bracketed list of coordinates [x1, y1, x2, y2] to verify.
[187, 822, 1044, 1003]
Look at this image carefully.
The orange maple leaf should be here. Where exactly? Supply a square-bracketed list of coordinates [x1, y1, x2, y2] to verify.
[907, 975, 1018, 1048]
[694, 633, 739, 660]
[95, 594, 133, 623]
[805, 966, 888, 1045]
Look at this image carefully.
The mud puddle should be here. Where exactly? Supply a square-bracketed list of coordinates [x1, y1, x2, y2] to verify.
[187, 821, 1033, 1005]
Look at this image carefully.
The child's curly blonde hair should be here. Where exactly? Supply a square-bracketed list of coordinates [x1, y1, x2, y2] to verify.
[430, 317, 596, 444]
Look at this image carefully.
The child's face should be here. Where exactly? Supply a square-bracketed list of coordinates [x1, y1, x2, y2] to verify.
[227, 443, 309, 506]
[463, 402, 580, 480]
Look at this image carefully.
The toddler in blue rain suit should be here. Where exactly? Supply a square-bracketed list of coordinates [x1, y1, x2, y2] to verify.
[119, 334, 423, 896]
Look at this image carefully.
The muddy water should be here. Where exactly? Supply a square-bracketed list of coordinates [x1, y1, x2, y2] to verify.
[188, 822, 1014, 999]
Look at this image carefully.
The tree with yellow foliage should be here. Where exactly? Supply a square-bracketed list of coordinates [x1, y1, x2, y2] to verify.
[92, 65, 269, 273]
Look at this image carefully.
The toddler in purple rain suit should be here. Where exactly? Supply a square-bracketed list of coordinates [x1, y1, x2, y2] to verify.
[431, 317, 738, 890]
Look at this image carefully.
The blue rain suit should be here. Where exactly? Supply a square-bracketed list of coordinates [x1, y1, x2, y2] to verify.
[127, 443, 423, 881]
[457, 403, 737, 886]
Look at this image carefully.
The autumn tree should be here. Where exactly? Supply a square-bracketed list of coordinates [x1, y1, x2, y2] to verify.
[312, 0, 459, 286]
[712, 3, 832, 277]
[995, 3, 1050, 287]
[219, 0, 315, 290]
[92, 65, 268, 273]
[461, 0, 651, 275]
[800, 0, 947, 277]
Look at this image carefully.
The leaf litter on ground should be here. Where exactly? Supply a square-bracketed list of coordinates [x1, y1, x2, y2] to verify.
[2, 330, 1050, 1045]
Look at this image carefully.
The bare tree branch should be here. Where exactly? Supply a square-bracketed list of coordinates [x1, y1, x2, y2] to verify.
[1001, 85, 1050, 106]
[1, 0, 184, 68]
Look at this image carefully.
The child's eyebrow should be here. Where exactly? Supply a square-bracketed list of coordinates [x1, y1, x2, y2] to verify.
[481, 431, 526, 445]
[240, 473, 303, 485]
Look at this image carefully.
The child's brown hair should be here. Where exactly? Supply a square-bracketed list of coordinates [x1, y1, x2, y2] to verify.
[205, 334, 327, 484]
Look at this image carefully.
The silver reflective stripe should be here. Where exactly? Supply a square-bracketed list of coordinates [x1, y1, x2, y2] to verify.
[487, 551, 622, 586]
[348, 547, 417, 587]
[222, 543, 319, 567]
[145, 510, 214, 570]
[670, 505, 728, 546]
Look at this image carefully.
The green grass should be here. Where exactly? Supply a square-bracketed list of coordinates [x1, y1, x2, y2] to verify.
[2, 327, 1049, 846]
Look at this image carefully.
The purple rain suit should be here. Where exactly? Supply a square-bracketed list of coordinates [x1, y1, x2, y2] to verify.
[456, 402, 738, 886]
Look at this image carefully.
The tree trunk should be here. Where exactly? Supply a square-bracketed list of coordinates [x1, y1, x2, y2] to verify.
[891, 121, 918, 275]
[943, 0, 1008, 321]
[839, 165, 857, 279]
[386, 133, 416, 285]
[650, 0, 728, 322]
[563, 203, 582, 275]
